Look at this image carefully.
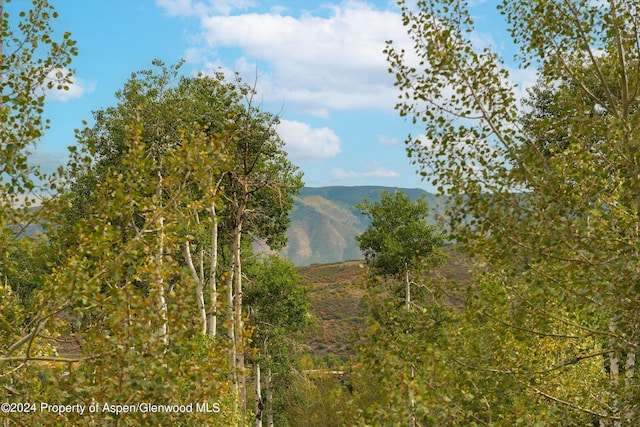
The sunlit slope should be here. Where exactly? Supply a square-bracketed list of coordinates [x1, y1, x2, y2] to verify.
[275, 186, 444, 266]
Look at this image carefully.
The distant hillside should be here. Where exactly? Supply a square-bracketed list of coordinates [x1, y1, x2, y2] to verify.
[298, 260, 366, 357]
[299, 247, 471, 359]
[260, 186, 446, 266]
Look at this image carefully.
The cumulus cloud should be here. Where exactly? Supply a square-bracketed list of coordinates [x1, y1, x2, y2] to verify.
[180, 1, 411, 116]
[330, 165, 399, 180]
[162, 0, 535, 120]
[277, 119, 341, 162]
[45, 68, 95, 102]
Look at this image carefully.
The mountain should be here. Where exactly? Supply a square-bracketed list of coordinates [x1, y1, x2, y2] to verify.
[260, 186, 446, 266]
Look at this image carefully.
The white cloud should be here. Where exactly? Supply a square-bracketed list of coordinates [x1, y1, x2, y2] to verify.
[155, 0, 194, 15]
[470, 31, 498, 51]
[277, 119, 341, 162]
[155, 0, 255, 16]
[330, 165, 399, 180]
[168, 0, 533, 120]
[377, 134, 399, 145]
[184, 1, 411, 115]
[45, 68, 95, 102]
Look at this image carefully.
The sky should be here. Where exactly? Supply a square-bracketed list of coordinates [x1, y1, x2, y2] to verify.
[27, 0, 537, 191]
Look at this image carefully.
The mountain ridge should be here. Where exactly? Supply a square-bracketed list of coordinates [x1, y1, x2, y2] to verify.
[261, 185, 445, 266]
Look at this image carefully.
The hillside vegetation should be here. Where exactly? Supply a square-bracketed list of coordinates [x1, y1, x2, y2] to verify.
[299, 245, 471, 360]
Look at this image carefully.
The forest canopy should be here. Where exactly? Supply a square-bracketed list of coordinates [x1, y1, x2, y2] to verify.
[3, 0, 640, 426]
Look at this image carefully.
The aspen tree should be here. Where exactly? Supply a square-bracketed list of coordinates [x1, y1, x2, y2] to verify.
[386, 0, 640, 423]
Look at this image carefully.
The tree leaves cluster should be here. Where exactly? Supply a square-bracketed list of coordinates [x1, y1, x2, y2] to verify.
[341, 190, 455, 425]
[0, 1, 308, 424]
[356, 190, 445, 309]
[377, 0, 640, 424]
[244, 254, 312, 426]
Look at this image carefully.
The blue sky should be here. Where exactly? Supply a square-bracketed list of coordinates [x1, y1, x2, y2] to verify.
[31, 0, 536, 191]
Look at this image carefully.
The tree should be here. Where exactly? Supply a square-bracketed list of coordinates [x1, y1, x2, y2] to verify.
[0, 3, 260, 423]
[351, 190, 448, 426]
[386, 0, 640, 424]
[356, 190, 445, 310]
[219, 81, 303, 412]
[1, 0, 77, 421]
[58, 61, 233, 343]
[244, 254, 312, 427]
[0, 0, 76, 297]
[0, 0, 76, 197]
[1, 60, 247, 425]
[59, 62, 302, 418]
[44, 111, 241, 426]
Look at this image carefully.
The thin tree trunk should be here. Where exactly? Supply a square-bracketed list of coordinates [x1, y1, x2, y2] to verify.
[266, 367, 273, 427]
[255, 361, 263, 427]
[610, 353, 619, 378]
[156, 170, 168, 346]
[405, 266, 411, 311]
[409, 366, 416, 427]
[156, 221, 168, 345]
[198, 245, 205, 327]
[228, 184, 250, 413]
[227, 256, 237, 394]
[609, 322, 621, 427]
[625, 351, 635, 387]
[208, 201, 219, 337]
[184, 240, 207, 335]
[232, 205, 246, 412]
[406, 262, 414, 426]
[622, 351, 635, 423]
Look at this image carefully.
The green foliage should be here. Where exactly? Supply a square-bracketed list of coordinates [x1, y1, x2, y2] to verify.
[385, 0, 640, 424]
[286, 186, 444, 266]
[0, 0, 77, 296]
[1, 237, 51, 304]
[22, 111, 237, 426]
[219, 95, 304, 251]
[356, 190, 446, 311]
[356, 190, 445, 279]
[245, 254, 313, 425]
[58, 61, 233, 251]
[1, 1, 304, 423]
[0, 0, 77, 197]
[346, 191, 470, 425]
[1, 0, 78, 421]
[246, 255, 312, 336]
[283, 372, 356, 427]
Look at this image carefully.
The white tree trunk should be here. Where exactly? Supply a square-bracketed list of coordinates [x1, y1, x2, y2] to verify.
[409, 365, 416, 427]
[232, 210, 247, 412]
[255, 361, 263, 427]
[609, 322, 621, 427]
[208, 201, 219, 337]
[625, 351, 635, 387]
[156, 218, 168, 346]
[227, 260, 237, 394]
[184, 240, 207, 336]
[266, 367, 273, 427]
[155, 170, 168, 347]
